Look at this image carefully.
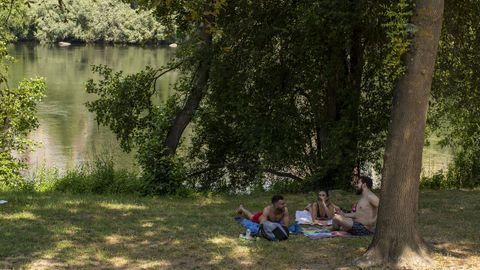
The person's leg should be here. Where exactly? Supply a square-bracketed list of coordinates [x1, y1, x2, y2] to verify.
[332, 214, 354, 231]
[348, 222, 374, 236]
[237, 205, 254, 219]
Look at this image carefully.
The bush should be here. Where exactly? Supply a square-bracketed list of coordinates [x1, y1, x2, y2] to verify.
[445, 149, 480, 189]
[39, 157, 143, 195]
[137, 139, 188, 195]
[420, 171, 449, 190]
[0, 41, 46, 188]
[28, 0, 166, 44]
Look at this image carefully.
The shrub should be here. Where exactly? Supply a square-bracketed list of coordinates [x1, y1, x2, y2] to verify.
[44, 157, 142, 195]
[29, 0, 166, 44]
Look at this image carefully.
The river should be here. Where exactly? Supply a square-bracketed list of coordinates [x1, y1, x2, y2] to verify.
[8, 43, 176, 174]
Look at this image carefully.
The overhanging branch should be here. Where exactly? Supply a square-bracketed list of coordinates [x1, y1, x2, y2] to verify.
[187, 163, 304, 182]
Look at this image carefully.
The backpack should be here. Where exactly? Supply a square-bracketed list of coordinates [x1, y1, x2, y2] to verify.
[259, 221, 289, 241]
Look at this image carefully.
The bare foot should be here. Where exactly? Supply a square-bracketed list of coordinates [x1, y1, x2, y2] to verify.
[237, 205, 245, 215]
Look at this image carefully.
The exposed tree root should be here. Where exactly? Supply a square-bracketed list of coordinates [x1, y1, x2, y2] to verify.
[354, 242, 434, 269]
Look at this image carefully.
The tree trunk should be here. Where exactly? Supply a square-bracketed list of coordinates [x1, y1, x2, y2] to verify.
[164, 26, 212, 155]
[0, 117, 10, 153]
[355, 0, 444, 268]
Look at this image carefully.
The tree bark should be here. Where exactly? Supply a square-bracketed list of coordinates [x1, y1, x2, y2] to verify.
[164, 25, 213, 155]
[0, 117, 10, 153]
[356, 0, 444, 268]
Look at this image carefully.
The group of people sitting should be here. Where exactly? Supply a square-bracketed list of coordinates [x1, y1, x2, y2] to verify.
[236, 176, 379, 237]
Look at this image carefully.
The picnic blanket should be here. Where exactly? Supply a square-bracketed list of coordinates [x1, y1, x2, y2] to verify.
[235, 216, 352, 240]
[301, 226, 351, 239]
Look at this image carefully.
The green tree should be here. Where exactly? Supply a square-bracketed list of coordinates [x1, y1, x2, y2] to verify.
[86, 0, 415, 193]
[187, 0, 412, 192]
[0, 1, 46, 188]
[86, 0, 224, 194]
[429, 0, 480, 188]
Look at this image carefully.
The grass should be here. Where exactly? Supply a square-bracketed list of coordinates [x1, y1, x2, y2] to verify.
[0, 190, 478, 269]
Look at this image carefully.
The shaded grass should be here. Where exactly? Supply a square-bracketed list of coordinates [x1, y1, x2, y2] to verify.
[0, 190, 478, 269]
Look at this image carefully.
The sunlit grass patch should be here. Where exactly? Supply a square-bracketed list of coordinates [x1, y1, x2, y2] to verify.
[0, 190, 478, 269]
[1, 211, 37, 220]
[97, 201, 147, 210]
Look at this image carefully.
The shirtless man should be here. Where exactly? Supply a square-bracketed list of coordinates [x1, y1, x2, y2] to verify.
[237, 195, 289, 225]
[333, 176, 379, 235]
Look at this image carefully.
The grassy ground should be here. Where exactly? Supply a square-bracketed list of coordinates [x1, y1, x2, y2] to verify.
[0, 190, 478, 269]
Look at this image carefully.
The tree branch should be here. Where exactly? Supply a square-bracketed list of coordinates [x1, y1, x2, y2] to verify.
[152, 61, 184, 93]
[187, 163, 304, 182]
[153, 61, 184, 81]
[4, 0, 15, 26]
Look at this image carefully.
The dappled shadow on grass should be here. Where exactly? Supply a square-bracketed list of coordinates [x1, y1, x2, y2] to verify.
[0, 190, 479, 269]
[0, 192, 252, 269]
[419, 190, 480, 262]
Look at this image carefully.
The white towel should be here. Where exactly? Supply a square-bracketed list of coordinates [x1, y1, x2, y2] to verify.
[295, 210, 313, 224]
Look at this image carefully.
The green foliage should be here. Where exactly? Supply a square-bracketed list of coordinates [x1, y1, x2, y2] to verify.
[187, 0, 413, 191]
[86, 65, 158, 152]
[21, 0, 166, 43]
[86, 64, 189, 194]
[445, 150, 480, 189]
[420, 171, 449, 190]
[40, 157, 143, 195]
[84, 0, 417, 193]
[0, 0, 31, 41]
[429, 0, 480, 188]
[0, 39, 46, 188]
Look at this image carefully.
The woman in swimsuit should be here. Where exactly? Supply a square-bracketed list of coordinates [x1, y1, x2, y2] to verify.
[305, 190, 338, 224]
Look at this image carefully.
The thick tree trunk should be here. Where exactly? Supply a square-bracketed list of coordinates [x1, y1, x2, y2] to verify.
[344, 20, 364, 186]
[356, 0, 444, 268]
[164, 26, 212, 155]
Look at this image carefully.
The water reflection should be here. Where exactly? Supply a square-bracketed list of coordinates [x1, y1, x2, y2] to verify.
[8, 43, 176, 173]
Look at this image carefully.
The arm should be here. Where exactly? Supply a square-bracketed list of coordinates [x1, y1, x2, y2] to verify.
[326, 203, 337, 219]
[369, 193, 380, 209]
[336, 206, 356, 219]
[259, 206, 270, 224]
[282, 207, 290, 226]
[311, 202, 317, 222]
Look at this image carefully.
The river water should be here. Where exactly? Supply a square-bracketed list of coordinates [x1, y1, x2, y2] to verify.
[8, 43, 176, 174]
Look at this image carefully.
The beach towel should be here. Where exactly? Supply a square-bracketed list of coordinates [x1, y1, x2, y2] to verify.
[300, 225, 352, 240]
[234, 216, 261, 235]
[307, 230, 353, 240]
